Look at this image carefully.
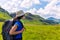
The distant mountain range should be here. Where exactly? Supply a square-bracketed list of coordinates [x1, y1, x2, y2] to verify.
[47, 17, 56, 20]
[47, 17, 60, 23]
[10, 12, 59, 24]
[0, 7, 60, 24]
[10, 12, 45, 24]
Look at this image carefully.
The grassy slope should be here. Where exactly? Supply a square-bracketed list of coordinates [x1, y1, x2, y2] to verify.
[0, 22, 60, 40]
[0, 12, 11, 21]
[23, 23, 60, 40]
[0, 22, 3, 40]
[22, 19, 42, 25]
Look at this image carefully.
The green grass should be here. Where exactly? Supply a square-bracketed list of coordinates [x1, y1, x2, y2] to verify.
[0, 22, 3, 40]
[23, 24, 60, 40]
[0, 12, 11, 21]
[21, 19, 43, 25]
[0, 22, 60, 40]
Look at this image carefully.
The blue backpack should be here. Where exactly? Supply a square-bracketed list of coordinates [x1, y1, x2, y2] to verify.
[2, 20, 15, 40]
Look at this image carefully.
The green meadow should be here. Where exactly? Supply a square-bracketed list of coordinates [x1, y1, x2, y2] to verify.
[0, 7, 60, 40]
[0, 22, 60, 40]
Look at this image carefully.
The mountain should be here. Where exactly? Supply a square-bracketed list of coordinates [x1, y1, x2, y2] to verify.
[10, 13, 16, 18]
[10, 11, 60, 25]
[48, 17, 60, 22]
[58, 19, 60, 23]
[47, 17, 60, 24]
[56, 19, 60, 23]
[47, 17, 56, 20]
[0, 7, 11, 22]
[0, 7, 59, 25]
[25, 12, 44, 20]
[10, 12, 45, 24]
[0, 7, 9, 13]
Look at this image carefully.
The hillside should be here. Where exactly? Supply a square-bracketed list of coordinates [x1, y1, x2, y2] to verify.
[0, 7, 11, 22]
[47, 17, 56, 20]
[10, 12, 60, 25]
[23, 13, 59, 25]
[0, 8, 45, 24]
[10, 12, 45, 24]
[0, 7, 59, 25]
[47, 17, 60, 24]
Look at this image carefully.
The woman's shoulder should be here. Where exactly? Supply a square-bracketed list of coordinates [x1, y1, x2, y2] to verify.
[15, 21, 22, 24]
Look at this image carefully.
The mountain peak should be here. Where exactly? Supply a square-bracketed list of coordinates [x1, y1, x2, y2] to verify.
[0, 7, 8, 13]
[47, 17, 56, 20]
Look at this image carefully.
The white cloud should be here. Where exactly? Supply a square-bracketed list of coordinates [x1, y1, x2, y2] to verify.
[25, 0, 60, 19]
[42, 0, 54, 2]
[0, 0, 60, 19]
[20, 0, 40, 8]
[37, 0, 60, 19]
[0, 0, 40, 12]
[32, 0, 40, 4]
[26, 8, 37, 15]
[20, 0, 32, 8]
[0, 0, 22, 12]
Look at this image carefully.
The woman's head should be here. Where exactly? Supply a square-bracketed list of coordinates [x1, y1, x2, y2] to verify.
[17, 15, 25, 20]
[13, 10, 25, 20]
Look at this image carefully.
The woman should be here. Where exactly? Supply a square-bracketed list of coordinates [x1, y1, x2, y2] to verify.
[9, 10, 25, 40]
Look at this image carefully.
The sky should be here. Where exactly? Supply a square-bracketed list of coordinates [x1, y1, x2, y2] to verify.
[0, 0, 60, 19]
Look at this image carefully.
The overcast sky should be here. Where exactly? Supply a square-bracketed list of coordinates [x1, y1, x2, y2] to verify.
[0, 0, 60, 19]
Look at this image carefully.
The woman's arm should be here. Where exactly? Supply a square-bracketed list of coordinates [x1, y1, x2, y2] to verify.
[9, 25, 24, 35]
